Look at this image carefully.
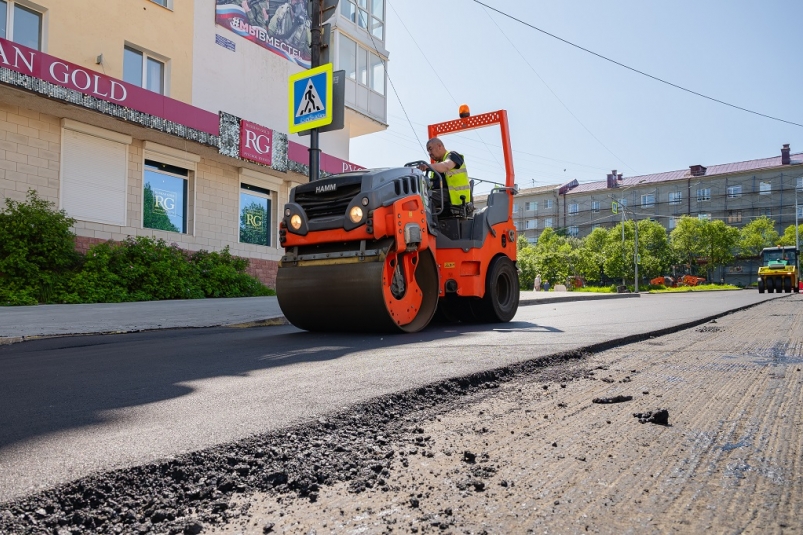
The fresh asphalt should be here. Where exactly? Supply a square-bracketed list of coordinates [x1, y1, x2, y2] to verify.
[0, 290, 638, 343]
[0, 290, 783, 502]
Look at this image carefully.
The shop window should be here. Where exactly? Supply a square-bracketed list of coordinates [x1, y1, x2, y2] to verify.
[143, 160, 188, 233]
[239, 184, 272, 247]
[124, 46, 166, 95]
[0, 1, 43, 50]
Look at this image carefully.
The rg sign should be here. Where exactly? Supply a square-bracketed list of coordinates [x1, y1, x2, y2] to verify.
[154, 195, 176, 212]
[245, 212, 263, 227]
[240, 120, 273, 166]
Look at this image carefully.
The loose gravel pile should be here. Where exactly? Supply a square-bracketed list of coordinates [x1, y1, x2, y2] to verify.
[0, 352, 591, 535]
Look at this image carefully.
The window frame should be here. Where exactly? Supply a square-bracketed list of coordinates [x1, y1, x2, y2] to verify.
[727, 210, 742, 224]
[669, 217, 678, 230]
[525, 219, 538, 230]
[727, 185, 742, 198]
[341, 0, 385, 40]
[797, 177, 803, 191]
[591, 201, 600, 213]
[669, 191, 682, 205]
[696, 188, 711, 202]
[0, 0, 44, 51]
[123, 44, 168, 96]
[759, 181, 772, 195]
[239, 183, 274, 247]
[149, 0, 173, 9]
[641, 193, 655, 208]
[544, 199, 553, 209]
[544, 217, 553, 228]
[698, 213, 711, 221]
[143, 160, 190, 234]
[568, 203, 578, 215]
[568, 225, 579, 237]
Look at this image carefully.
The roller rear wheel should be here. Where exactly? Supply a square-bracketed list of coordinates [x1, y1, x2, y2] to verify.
[758, 279, 765, 293]
[472, 256, 520, 323]
[784, 277, 792, 293]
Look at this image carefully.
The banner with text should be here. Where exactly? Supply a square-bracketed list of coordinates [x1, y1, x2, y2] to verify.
[215, 0, 311, 69]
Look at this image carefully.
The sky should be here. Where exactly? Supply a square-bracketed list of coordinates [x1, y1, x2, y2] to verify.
[348, 0, 803, 196]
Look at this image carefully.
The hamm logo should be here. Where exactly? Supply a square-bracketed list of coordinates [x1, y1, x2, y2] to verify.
[315, 183, 337, 194]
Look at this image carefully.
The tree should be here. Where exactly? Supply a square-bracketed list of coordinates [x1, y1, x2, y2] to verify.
[670, 216, 705, 273]
[143, 183, 179, 233]
[698, 220, 740, 280]
[525, 228, 572, 289]
[516, 235, 537, 290]
[778, 223, 802, 248]
[738, 216, 779, 257]
[635, 219, 673, 280]
[576, 227, 608, 283]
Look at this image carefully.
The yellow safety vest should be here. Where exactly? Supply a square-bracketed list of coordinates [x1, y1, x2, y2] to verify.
[440, 151, 470, 206]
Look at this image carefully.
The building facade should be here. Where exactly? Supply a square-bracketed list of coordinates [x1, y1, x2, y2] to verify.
[0, 0, 387, 287]
[477, 146, 803, 285]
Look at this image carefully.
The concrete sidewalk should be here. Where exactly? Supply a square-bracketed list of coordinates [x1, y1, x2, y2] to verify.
[0, 291, 638, 344]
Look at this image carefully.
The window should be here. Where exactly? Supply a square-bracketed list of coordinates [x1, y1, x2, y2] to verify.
[760, 208, 772, 217]
[568, 226, 579, 237]
[144, 160, 188, 233]
[698, 213, 711, 221]
[669, 218, 678, 230]
[591, 201, 600, 213]
[798, 205, 803, 219]
[527, 236, 538, 245]
[341, 0, 385, 40]
[797, 177, 803, 191]
[544, 218, 553, 228]
[150, 0, 171, 8]
[512, 203, 519, 213]
[697, 188, 710, 202]
[727, 185, 742, 198]
[759, 182, 772, 195]
[124, 46, 165, 95]
[669, 191, 682, 205]
[0, 1, 43, 50]
[727, 210, 742, 224]
[525, 219, 538, 230]
[641, 194, 655, 208]
[592, 224, 601, 230]
[513, 220, 520, 230]
[240, 184, 272, 246]
[544, 199, 553, 209]
[569, 203, 578, 215]
[60, 121, 130, 226]
[339, 34, 385, 95]
[525, 201, 537, 212]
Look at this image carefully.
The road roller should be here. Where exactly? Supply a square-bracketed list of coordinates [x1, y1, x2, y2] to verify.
[276, 109, 520, 332]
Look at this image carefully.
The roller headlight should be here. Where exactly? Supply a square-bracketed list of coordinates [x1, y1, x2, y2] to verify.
[290, 214, 302, 230]
[349, 206, 364, 224]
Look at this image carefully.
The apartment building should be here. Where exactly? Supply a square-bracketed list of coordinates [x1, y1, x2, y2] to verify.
[0, 0, 387, 286]
[476, 146, 803, 284]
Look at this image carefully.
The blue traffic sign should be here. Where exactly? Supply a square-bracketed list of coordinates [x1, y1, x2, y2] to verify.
[288, 63, 333, 134]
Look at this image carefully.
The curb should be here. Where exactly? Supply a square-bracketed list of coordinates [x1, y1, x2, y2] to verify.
[519, 292, 641, 306]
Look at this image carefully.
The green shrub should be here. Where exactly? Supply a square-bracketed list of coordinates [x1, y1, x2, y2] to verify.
[0, 191, 79, 305]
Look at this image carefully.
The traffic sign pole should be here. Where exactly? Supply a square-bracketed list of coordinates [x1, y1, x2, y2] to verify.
[309, 0, 321, 182]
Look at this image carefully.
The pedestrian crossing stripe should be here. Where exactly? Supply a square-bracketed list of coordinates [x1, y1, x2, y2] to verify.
[288, 63, 333, 134]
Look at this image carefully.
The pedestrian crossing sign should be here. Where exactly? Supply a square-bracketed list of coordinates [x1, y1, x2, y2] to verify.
[288, 63, 333, 134]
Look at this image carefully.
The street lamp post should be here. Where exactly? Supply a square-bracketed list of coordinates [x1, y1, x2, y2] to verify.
[634, 219, 639, 294]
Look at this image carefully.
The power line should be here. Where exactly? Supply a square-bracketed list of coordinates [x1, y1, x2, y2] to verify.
[387, 1, 504, 168]
[480, 4, 636, 173]
[473, 0, 803, 129]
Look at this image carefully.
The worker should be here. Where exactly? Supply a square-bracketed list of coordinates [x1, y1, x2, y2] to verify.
[419, 137, 471, 216]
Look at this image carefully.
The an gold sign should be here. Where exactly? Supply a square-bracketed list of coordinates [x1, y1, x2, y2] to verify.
[444, 262, 455, 268]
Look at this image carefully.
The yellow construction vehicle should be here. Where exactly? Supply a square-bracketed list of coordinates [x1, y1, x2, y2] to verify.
[757, 245, 799, 293]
